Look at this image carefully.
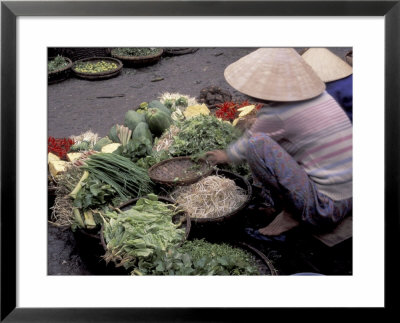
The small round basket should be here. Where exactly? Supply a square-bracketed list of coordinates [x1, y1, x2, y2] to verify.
[111, 48, 163, 67]
[71, 57, 123, 81]
[148, 156, 213, 186]
[177, 169, 252, 225]
[48, 56, 73, 84]
[100, 196, 191, 253]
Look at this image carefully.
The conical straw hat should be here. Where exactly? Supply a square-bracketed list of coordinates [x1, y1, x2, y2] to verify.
[302, 48, 353, 82]
[224, 48, 326, 102]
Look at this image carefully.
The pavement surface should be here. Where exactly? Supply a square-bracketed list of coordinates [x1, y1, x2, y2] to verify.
[48, 47, 352, 275]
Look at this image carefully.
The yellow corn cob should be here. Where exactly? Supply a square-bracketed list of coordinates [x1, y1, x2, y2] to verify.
[237, 105, 256, 117]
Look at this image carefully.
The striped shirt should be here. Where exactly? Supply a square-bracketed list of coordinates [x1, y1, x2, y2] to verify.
[227, 91, 352, 201]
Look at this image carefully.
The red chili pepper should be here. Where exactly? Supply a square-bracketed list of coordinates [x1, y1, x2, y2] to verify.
[48, 136, 75, 160]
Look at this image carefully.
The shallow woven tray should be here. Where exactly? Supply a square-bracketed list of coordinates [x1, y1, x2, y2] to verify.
[51, 48, 111, 62]
[48, 56, 73, 84]
[163, 48, 199, 56]
[174, 169, 252, 224]
[111, 48, 163, 67]
[100, 196, 191, 251]
[72, 57, 123, 80]
[148, 156, 213, 186]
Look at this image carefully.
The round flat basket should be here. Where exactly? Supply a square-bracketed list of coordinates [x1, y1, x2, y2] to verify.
[48, 56, 73, 84]
[163, 48, 199, 56]
[148, 156, 213, 186]
[111, 48, 163, 67]
[175, 169, 252, 225]
[52, 48, 111, 62]
[72, 57, 123, 81]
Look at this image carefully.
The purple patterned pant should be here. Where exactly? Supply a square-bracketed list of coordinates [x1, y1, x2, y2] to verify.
[247, 133, 352, 229]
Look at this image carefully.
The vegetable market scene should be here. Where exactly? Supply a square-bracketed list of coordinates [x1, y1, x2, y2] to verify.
[48, 47, 353, 276]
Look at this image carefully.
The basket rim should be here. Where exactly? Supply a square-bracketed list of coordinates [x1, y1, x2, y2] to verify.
[71, 56, 123, 77]
[148, 156, 213, 186]
[163, 48, 199, 56]
[177, 168, 252, 224]
[236, 241, 278, 276]
[48, 56, 73, 75]
[110, 48, 163, 61]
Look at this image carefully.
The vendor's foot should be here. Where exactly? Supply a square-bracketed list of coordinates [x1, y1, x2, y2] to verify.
[258, 207, 278, 221]
[258, 210, 300, 236]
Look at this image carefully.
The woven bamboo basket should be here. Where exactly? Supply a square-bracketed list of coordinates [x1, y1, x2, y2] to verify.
[172, 169, 252, 225]
[163, 48, 199, 56]
[48, 56, 73, 85]
[53, 48, 112, 62]
[111, 48, 163, 67]
[72, 57, 123, 81]
[148, 156, 213, 186]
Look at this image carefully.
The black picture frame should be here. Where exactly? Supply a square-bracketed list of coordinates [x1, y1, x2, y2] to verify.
[1, 1, 399, 321]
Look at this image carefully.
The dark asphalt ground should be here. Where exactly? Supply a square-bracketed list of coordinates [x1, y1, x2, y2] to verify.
[48, 47, 352, 275]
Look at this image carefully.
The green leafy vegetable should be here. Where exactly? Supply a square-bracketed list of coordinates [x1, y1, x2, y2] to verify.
[112, 48, 160, 57]
[175, 97, 188, 108]
[102, 197, 186, 270]
[72, 175, 119, 210]
[135, 239, 259, 276]
[48, 55, 68, 73]
[169, 115, 242, 158]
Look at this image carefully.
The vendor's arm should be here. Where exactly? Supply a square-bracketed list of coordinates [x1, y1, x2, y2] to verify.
[226, 109, 285, 164]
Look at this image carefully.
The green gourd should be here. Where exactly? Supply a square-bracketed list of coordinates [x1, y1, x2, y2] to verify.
[93, 137, 112, 151]
[148, 100, 171, 116]
[132, 122, 153, 145]
[145, 108, 172, 137]
[124, 110, 146, 132]
[108, 125, 120, 143]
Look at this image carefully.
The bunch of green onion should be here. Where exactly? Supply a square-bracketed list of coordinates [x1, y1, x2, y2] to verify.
[81, 153, 153, 199]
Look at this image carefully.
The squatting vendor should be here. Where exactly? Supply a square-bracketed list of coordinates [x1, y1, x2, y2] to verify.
[206, 48, 353, 236]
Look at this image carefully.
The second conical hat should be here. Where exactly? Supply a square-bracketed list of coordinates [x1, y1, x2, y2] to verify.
[302, 48, 353, 82]
[224, 48, 326, 102]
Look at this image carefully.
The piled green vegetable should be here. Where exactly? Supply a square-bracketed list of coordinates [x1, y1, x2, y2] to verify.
[135, 239, 259, 276]
[74, 60, 118, 74]
[102, 195, 186, 270]
[107, 101, 173, 163]
[81, 153, 153, 200]
[48, 55, 69, 73]
[112, 47, 160, 57]
[168, 114, 242, 157]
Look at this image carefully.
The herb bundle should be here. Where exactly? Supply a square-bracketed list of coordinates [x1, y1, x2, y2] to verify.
[169, 114, 242, 157]
[81, 153, 153, 200]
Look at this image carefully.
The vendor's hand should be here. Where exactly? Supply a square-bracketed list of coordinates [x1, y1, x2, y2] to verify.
[205, 150, 229, 165]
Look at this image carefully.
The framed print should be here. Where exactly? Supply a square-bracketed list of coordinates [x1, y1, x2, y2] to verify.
[1, 0, 399, 321]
